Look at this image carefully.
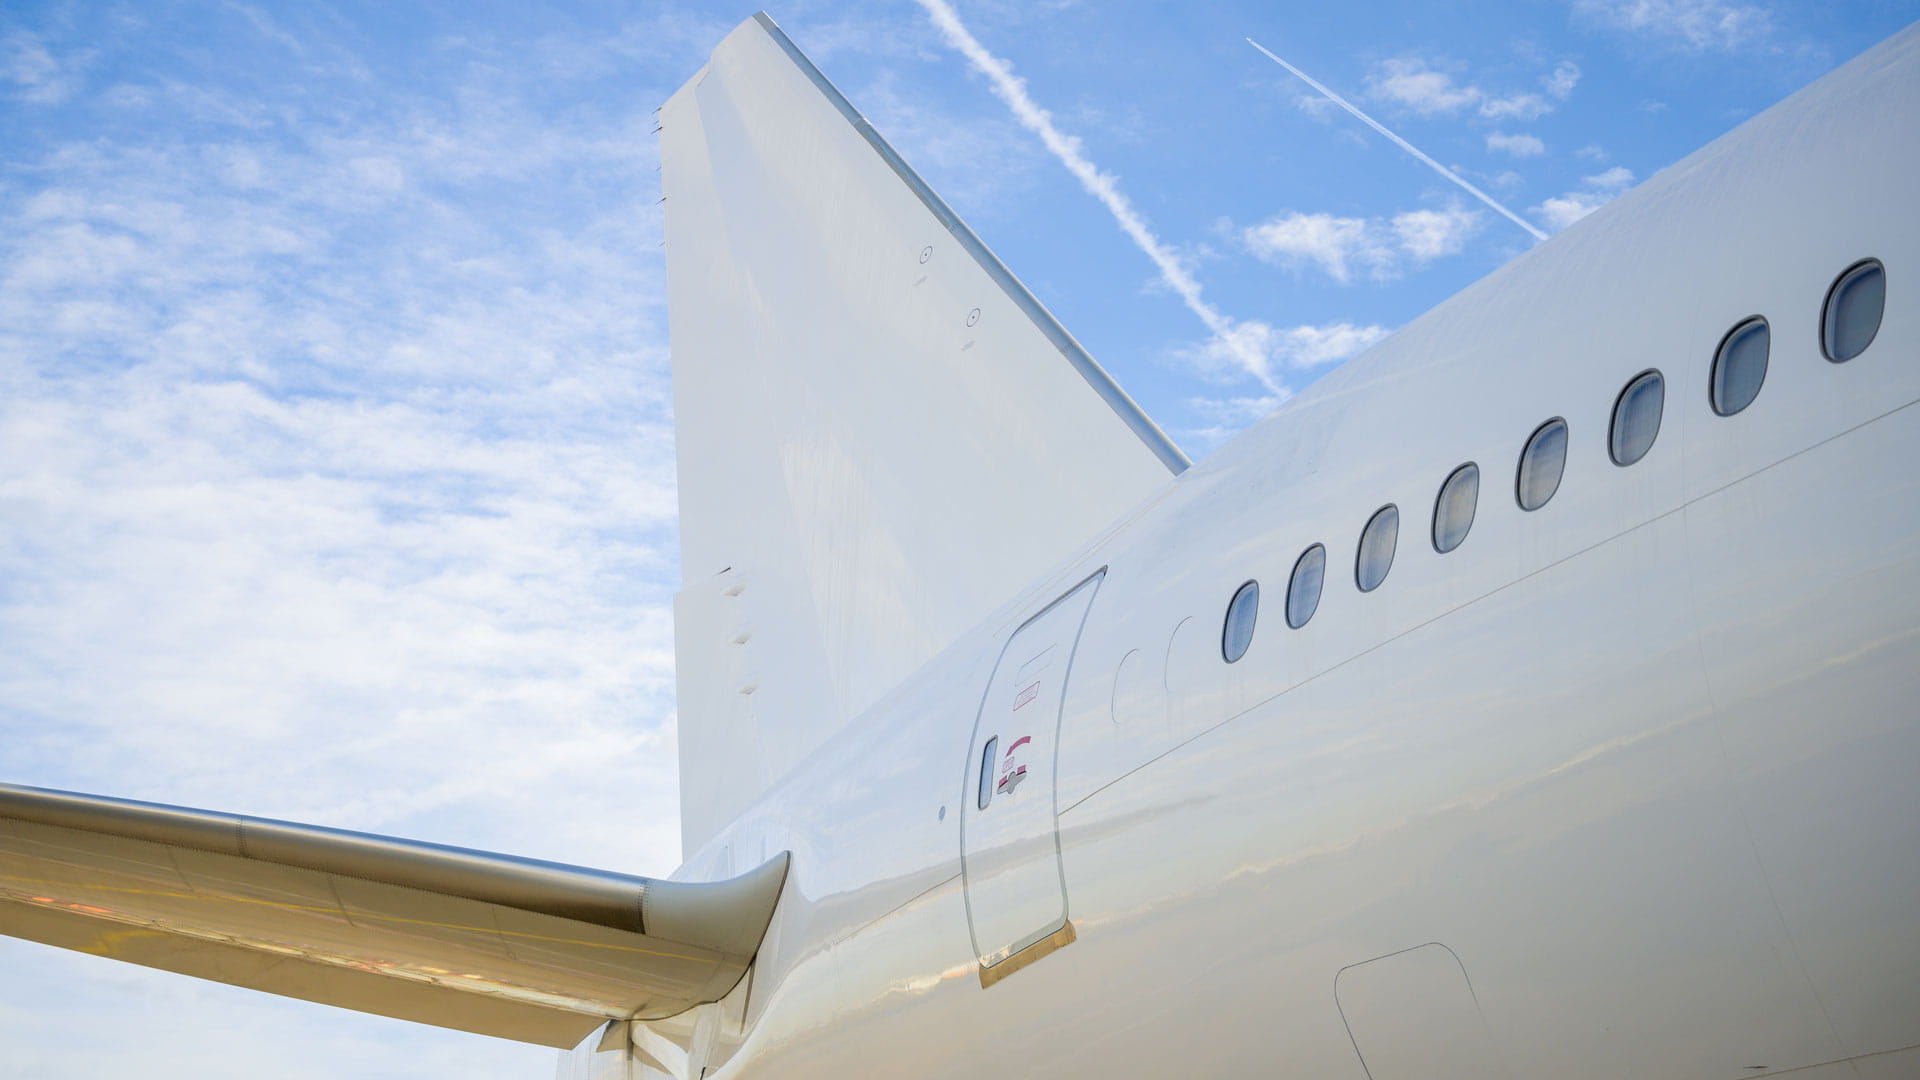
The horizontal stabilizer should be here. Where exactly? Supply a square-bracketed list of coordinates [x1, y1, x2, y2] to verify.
[0, 783, 787, 1047]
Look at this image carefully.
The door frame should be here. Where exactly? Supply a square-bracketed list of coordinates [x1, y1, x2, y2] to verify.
[958, 566, 1107, 985]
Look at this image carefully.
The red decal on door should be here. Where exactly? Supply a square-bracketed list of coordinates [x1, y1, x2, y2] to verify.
[995, 734, 1033, 797]
[996, 764, 1028, 795]
[1012, 681, 1040, 711]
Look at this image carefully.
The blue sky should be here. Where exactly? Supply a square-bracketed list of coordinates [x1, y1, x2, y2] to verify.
[0, 1, 1913, 1076]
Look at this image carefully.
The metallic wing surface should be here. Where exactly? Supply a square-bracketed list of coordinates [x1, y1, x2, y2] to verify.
[0, 783, 786, 1048]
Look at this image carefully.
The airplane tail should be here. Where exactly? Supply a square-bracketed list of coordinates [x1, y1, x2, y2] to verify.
[660, 14, 1185, 856]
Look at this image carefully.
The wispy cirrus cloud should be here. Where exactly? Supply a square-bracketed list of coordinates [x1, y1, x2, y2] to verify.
[0, 90, 683, 843]
[1573, 0, 1775, 50]
[0, 23, 687, 1080]
[1, 30, 88, 104]
[1240, 205, 1485, 282]
[855, 70, 1043, 212]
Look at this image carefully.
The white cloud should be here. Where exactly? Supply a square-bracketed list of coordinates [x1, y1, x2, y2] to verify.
[0, 153, 681, 844]
[1241, 212, 1391, 282]
[1369, 58, 1482, 114]
[1181, 393, 1289, 451]
[1178, 322, 1392, 448]
[1274, 321, 1393, 367]
[1478, 91, 1552, 120]
[1544, 60, 1582, 100]
[1574, 0, 1775, 50]
[1535, 194, 1601, 232]
[1367, 57, 1557, 121]
[1486, 131, 1547, 157]
[1178, 319, 1389, 428]
[1532, 166, 1636, 230]
[1589, 165, 1635, 187]
[1391, 205, 1482, 260]
[1241, 204, 1484, 282]
[0, 14, 687, 1075]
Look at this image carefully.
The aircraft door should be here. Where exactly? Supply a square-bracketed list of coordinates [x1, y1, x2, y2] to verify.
[960, 570, 1104, 984]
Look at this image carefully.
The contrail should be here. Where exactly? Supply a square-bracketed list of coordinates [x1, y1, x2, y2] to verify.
[1246, 38, 1548, 242]
[913, 0, 1279, 389]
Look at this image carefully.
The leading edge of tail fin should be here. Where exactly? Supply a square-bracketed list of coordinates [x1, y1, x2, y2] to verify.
[745, 14, 1189, 474]
[662, 14, 1184, 855]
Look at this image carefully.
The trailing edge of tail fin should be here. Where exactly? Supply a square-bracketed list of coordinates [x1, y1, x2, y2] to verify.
[662, 14, 1184, 854]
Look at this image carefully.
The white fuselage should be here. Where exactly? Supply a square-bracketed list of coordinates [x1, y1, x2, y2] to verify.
[631, 26, 1920, 1080]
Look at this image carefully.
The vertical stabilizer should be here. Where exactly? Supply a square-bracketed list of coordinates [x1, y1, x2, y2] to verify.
[662, 14, 1183, 855]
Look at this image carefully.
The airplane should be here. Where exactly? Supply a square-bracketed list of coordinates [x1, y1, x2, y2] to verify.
[4, 10, 1918, 1079]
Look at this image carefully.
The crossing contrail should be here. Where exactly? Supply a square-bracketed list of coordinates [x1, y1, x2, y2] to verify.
[914, 0, 1280, 389]
[1246, 37, 1548, 242]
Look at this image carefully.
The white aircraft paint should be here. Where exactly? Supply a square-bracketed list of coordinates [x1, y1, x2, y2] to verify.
[597, 14, 1920, 1080]
[660, 15, 1182, 853]
[4, 12, 1915, 1080]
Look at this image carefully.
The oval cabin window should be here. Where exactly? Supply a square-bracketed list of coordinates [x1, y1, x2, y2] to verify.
[1221, 581, 1259, 663]
[1712, 318, 1769, 416]
[1823, 259, 1885, 362]
[1610, 369, 1664, 466]
[1355, 505, 1399, 593]
[1287, 544, 1326, 629]
[1432, 463, 1479, 554]
[1517, 418, 1568, 511]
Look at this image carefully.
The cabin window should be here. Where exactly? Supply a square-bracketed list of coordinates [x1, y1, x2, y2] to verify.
[976, 736, 998, 810]
[1516, 418, 1567, 511]
[1222, 580, 1259, 663]
[1711, 318, 1769, 416]
[1432, 463, 1479, 554]
[1823, 259, 1885, 362]
[1287, 544, 1326, 629]
[1610, 369, 1664, 466]
[1355, 505, 1399, 592]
